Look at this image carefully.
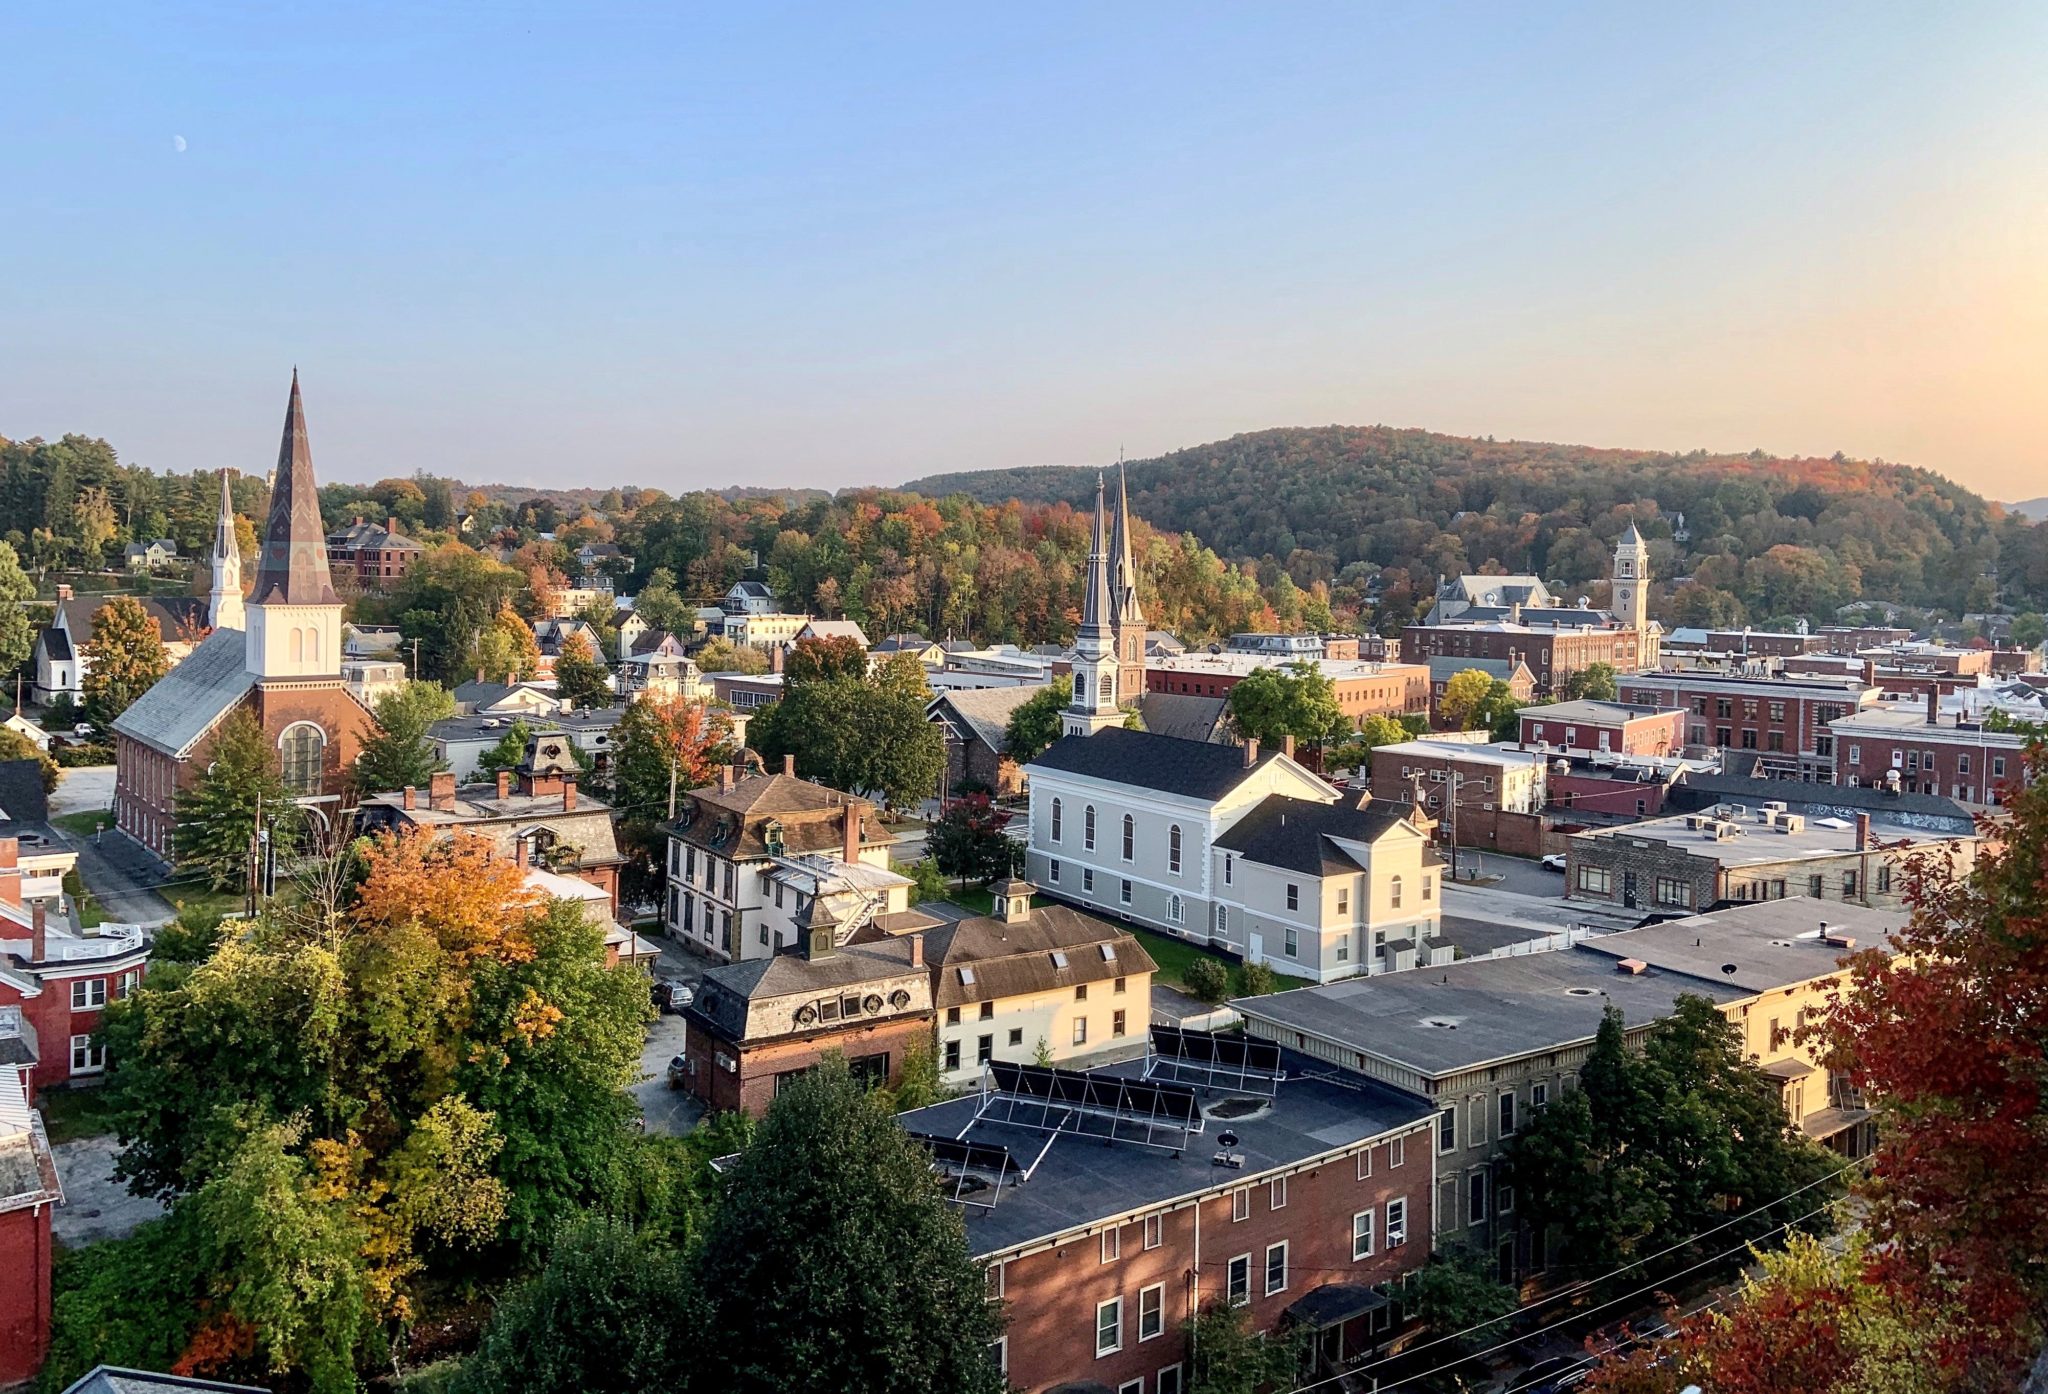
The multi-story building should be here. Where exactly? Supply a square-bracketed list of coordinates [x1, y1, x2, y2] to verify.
[1829, 700, 2037, 805]
[1517, 700, 1684, 757]
[927, 685, 1048, 799]
[1236, 898, 1898, 1266]
[325, 516, 423, 588]
[1661, 627, 1825, 659]
[1404, 621, 1647, 701]
[661, 760, 898, 961]
[1615, 671, 1878, 779]
[1424, 655, 1535, 726]
[357, 737, 627, 916]
[926, 879, 1157, 1085]
[720, 580, 777, 615]
[1815, 625, 1915, 654]
[1224, 632, 1363, 661]
[1148, 652, 1431, 725]
[31, 592, 210, 706]
[0, 1065, 61, 1386]
[1367, 738, 1549, 852]
[680, 901, 932, 1117]
[721, 611, 812, 650]
[897, 1054, 1437, 1393]
[0, 837, 148, 1092]
[1565, 802, 1978, 915]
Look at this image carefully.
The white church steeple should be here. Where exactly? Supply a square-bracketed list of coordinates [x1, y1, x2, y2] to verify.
[207, 468, 244, 631]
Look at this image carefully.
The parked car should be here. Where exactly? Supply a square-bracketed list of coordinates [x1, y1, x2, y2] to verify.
[652, 978, 694, 1014]
[1541, 852, 1569, 872]
[665, 1053, 690, 1089]
[73, 723, 95, 738]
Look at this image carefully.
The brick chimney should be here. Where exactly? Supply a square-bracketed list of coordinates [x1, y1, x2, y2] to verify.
[1926, 686, 1940, 726]
[402, 785, 416, 811]
[476, 666, 486, 685]
[770, 643, 784, 674]
[1243, 738, 1260, 768]
[55, 583, 73, 601]
[386, 515, 399, 537]
[562, 778, 577, 812]
[1855, 812, 1871, 851]
[783, 753, 796, 777]
[429, 771, 457, 812]
[1862, 659, 1877, 688]
[1282, 734, 1296, 761]
[497, 770, 512, 800]
[31, 900, 47, 962]
[908, 932, 924, 968]
[844, 806, 863, 863]
[719, 764, 736, 792]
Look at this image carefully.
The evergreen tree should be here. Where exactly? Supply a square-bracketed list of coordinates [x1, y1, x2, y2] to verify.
[81, 594, 171, 731]
[173, 710, 298, 891]
[690, 1061, 1006, 1394]
[353, 681, 455, 794]
[552, 630, 613, 709]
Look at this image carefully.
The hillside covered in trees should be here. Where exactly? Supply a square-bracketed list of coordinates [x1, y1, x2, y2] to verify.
[908, 426, 2048, 629]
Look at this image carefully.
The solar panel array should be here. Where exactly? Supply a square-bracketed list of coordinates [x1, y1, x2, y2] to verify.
[908, 1129, 1022, 1208]
[979, 1061, 1205, 1153]
[1145, 1025, 1286, 1095]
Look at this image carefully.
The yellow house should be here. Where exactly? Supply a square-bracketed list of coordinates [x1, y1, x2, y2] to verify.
[927, 878, 1159, 1086]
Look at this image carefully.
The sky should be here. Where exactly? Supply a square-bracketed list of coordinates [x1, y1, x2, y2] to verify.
[3, 3, 2045, 499]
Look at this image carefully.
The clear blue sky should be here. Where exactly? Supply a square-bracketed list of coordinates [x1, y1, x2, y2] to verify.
[3, 3, 2044, 497]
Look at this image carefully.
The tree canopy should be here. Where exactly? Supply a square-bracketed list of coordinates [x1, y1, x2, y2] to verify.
[551, 629, 612, 709]
[1225, 661, 1350, 746]
[80, 594, 170, 730]
[750, 654, 944, 807]
[353, 680, 456, 794]
[1003, 675, 1073, 762]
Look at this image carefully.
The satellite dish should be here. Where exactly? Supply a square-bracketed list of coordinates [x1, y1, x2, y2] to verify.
[1217, 1129, 1240, 1149]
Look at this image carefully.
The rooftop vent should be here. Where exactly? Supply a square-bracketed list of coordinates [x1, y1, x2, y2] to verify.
[1615, 958, 1649, 975]
[1565, 987, 1600, 997]
[1421, 1017, 1461, 1030]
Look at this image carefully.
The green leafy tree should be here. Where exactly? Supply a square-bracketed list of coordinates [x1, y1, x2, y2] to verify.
[40, 1210, 210, 1391]
[1004, 675, 1074, 762]
[173, 710, 299, 891]
[927, 793, 1021, 885]
[689, 1060, 1007, 1394]
[751, 655, 943, 807]
[372, 543, 525, 684]
[551, 630, 613, 709]
[1412, 1249, 1520, 1373]
[476, 719, 535, 777]
[2011, 612, 2045, 651]
[902, 856, 949, 905]
[631, 566, 694, 636]
[0, 726, 59, 794]
[473, 606, 542, 683]
[1477, 680, 1527, 741]
[1435, 668, 1496, 732]
[694, 636, 769, 674]
[1225, 661, 1349, 747]
[1564, 661, 1619, 702]
[1184, 957, 1230, 1004]
[1185, 1301, 1305, 1394]
[81, 594, 171, 730]
[454, 1216, 691, 1394]
[353, 681, 455, 793]
[0, 541, 34, 672]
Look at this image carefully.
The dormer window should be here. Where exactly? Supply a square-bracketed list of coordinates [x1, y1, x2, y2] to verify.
[1050, 951, 1069, 970]
[764, 819, 785, 855]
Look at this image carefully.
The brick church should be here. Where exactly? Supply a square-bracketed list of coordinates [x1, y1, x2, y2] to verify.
[112, 372, 375, 858]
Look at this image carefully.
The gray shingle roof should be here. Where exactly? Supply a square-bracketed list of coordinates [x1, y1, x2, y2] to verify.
[1028, 727, 1274, 801]
[1214, 794, 1413, 876]
[62, 1369, 270, 1394]
[108, 627, 254, 757]
[928, 685, 1047, 754]
[1135, 691, 1228, 743]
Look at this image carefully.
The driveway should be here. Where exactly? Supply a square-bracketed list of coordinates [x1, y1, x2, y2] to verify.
[55, 820, 179, 926]
[50, 765, 115, 819]
[51, 1134, 165, 1246]
[631, 1011, 701, 1136]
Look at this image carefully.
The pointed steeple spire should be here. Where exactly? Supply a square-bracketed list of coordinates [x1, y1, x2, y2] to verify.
[1110, 460, 1145, 627]
[1617, 519, 1646, 548]
[251, 369, 338, 607]
[207, 467, 245, 630]
[1078, 474, 1113, 640]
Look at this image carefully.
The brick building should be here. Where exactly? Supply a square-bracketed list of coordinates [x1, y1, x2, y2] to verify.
[1565, 804, 1978, 915]
[898, 1053, 1436, 1393]
[927, 684, 1047, 799]
[1517, 700, 1684, 758]
[1147, 652, 1430, 724]
[325, 515, 424, 588]
[1, 836, 150, 1093]
[1661, 628, 1824, 659]
[1615, 672, 1877, 779]
[1367, 739, 1548, 853]
[1829, 700, 2038, 806]
[1425, 656, 1535, 727]
[0, 1065, 61, 1386]
[679, 900, 931, 1117]
[1814, 625, 1914, 654]
[1403, 621, 1645, 699]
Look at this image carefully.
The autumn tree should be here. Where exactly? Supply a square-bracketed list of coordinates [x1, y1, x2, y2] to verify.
[927, 793, 1021, 885]
[81, 594, 171, 730]
[552, 630, 613, 709]
[173, 710, 299, 891]
[694, 636, 768, 675]
[1003, 675, 1073, 762]
[352, 680, 455, 793]
[1434, 667, 1495, 732]
[608, 694, 736, 898]
[631, 566, 694, 636]
[474, 605, 542, 683]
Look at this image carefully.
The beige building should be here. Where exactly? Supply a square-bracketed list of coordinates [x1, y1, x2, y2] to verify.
[722, 611, 812, 650]
[925, 879, 1158, 1086]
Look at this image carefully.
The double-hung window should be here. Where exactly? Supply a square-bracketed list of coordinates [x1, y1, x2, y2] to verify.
[1264, 1241, 1289, 1295]
[1226, 1254, 1251, 1306]
[1095, 1297, 1123, 1356]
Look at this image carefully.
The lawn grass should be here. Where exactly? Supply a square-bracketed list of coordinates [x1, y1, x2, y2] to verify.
[1125, 925, 1310, 998]
[161, 885, 248, 923]
[61, 869, 104, 929]
[51, 810, 113, 839]
[38, 1086, 123, 1145]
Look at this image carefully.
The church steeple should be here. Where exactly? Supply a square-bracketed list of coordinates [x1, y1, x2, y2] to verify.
[1108, 460, 1147, 704]
[207, 468, 244, 631]
[245, 371, 343, 679]
[1063, 475, 1123, 737]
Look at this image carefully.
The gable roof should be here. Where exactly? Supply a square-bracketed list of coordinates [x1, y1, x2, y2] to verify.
[928, 685, 1047, 755]
[54, 595, 209, 646]
[61, 1369, 270, 1394]
[1136, 691, 1229, 744]
[925, 904, 1158, 1007]
[1028, 726, 1284, 801]
[108, 627, 255, 758]
[1214, 794, 1417, 876]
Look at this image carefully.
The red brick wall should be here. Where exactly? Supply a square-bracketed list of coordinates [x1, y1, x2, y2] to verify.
[1518, 709, 1681, 757]
[683, 1014, 934, 1119]
[993, 1127, 1433, 1394]
[0, 1201, 53, 1386]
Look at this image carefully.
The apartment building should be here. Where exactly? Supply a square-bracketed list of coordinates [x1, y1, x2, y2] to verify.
[1616, 671, 1878, 779]
[1517, 700, 1683, 758]
[1829, 700, 2037, 805]
[1366, 738, 1549, 852]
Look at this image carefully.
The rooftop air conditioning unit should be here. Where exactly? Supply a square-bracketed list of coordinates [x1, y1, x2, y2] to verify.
[1714, 804, 1737, 819]
[1712, 822, 1745, 841]
[1777, 815, 1806, 835]
[1685, 814, 1711, 830]
[1762, 800, 1789, 814]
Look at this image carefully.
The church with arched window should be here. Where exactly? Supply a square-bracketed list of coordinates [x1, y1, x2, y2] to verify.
[112, 373, 375, 859]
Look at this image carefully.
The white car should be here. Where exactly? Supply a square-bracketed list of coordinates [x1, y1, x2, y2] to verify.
[1541, 853, 1569, 872]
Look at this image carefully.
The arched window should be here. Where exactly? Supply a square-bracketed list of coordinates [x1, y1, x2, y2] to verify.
[279, 722, 326, 797]
[1098, 673, 1114, 704]
[1050, 798, 1064, 843]
[1083, 805, 1097, 852]
[1168, 824, 1183, 875]
[1168, 894, 1183, 924]
[1121, 814, 1134, 861]
[307, 626, 321, 665]
[289, 627, 304, 663]
[1390, 874, 1404, 910]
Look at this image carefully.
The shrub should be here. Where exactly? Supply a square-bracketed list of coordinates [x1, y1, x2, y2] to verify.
[1237, 961, 1278, 997]
[1184, 957, 1230, 1004]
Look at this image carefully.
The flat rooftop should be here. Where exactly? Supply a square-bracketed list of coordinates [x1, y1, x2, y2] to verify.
[1578, 899, 1901, 994]
[1524, 700, 1670, 725]
[429, 708, 623, 742]
[895, 1057, 1433, 1257]
[1150, 653, 1423, 680]
[1375, 739, 1546, 771]
[1574, 806, 1965, 867]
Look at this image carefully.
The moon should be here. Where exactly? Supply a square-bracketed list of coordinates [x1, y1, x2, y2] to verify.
[172, 135, 187, 152]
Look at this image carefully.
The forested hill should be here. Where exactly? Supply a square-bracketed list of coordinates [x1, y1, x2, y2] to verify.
[906, 426, 2048, 622]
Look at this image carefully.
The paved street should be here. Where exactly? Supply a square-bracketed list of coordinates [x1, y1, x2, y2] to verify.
[49, 765, 181, 925]
[631, 1012, 701, 1136]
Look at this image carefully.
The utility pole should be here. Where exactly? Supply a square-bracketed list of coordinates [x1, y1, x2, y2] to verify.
[411, 637, 421, 681]
[667, 756, 679, 822]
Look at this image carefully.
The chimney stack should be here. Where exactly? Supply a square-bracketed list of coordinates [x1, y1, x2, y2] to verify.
[770, 643, 785, 675]
[1243, 738, 1260, 768]
[783, 753, 796, 777]
[562, 778, 577, 812]
[430, 770, 457, 812]
[31, 901, 47, 962]
[476, 666, 486, 685]
[1926, 686, 1940, 726]
[55, 583, 73, 601]
[908, 932, 924, 968]
[403, 785, 416, 811]
[497, 770, 512, 800]
[1281, 734, 1296, 761]
[1855, 812, 1871, 851]
[844, 806, 863, 864]
[387, 515, 399, 537]
[719, 764, 736, 792]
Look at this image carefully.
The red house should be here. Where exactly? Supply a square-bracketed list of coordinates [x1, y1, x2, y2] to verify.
[0, 837, 149, 1092]
[0, 1063, 61, 1386]
[1517, 700, 1683, 758]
